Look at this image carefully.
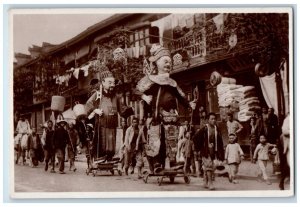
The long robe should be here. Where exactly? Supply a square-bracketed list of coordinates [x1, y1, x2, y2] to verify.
[86, 90, 133, 160]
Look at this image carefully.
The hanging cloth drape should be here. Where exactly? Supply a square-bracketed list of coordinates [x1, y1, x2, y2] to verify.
[280, 59, 289, 114]
[259, 72, 279, 115]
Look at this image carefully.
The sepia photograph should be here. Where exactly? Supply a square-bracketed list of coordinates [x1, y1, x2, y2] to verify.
[9, 7, 294, 198]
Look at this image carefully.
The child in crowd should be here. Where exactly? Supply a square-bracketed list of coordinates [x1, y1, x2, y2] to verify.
[67, 123, 80, 172]
[117, 119, 128, 174]
[28, 128, 41, 167]
[225, 133, 244, 184]
[136, 119, 147, 179]
[253, 134, 277, 185]
[182, 131, 196, 176]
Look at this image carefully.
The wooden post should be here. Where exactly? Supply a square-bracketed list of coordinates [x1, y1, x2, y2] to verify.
[275, 71, 284, 125]
[139, 101, 144, 121]
[42, 104, 45, 124]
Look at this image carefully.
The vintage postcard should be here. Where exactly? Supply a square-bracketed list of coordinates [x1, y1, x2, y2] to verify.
[9, 7, 294, 199]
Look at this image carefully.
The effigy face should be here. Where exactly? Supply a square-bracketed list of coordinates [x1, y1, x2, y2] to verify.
[156, 56, 172, 74]
[102, 77, 116, 92]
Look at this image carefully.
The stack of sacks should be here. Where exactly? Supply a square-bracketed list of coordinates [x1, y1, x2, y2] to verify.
[217, 79, 261, 122]
[237, 110, 255, 122]
[216, 80, 243, 107]
[237, 89, 261, 122]
[232, 86, 257, 102]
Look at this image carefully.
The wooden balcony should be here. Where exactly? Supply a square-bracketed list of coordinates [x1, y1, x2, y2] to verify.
[170, 28, 271, 74]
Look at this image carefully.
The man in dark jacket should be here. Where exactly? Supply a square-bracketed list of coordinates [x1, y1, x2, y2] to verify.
[266, 108, 279, 144]
[41, 120, 55, 172]
[28, 128, 41, 167]
[193, 112, 224, 190]
[53, 119, 69, 174]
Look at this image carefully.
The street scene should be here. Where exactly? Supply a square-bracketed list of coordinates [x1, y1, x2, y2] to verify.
[14, 153, 289, 192]
[12, 10, 292, 196]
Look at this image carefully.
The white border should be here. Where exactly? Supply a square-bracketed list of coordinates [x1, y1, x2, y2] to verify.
[8, 7, 295, 199]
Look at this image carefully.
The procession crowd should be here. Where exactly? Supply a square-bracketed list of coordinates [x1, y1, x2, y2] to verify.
[14, 44, 290, 191]
[14, 106, 284, 190]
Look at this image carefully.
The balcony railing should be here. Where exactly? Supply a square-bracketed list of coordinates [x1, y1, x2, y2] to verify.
[171, 29, 207, 58]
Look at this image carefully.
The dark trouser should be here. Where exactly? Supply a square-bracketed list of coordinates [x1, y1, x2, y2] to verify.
[124, 150, 137, 170]
[29, 149, 39, 166]
[56, 148, 65, 172]
[184, 156, 196, 175]
[68, 146, 76, 169]
[44, 149, 55, 170]
[147, 155, 164, 173]
[250, 138, 258, 162]
[146, 156, 155, 173]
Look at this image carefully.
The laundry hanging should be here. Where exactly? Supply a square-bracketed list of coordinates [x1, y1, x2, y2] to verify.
[185, 14, 195, 28]
[81, 63, 90, 77]
[64, 73, 72, 87]
[151, 14, 174, 45]
[178, 14, 187, 28]
[138, 45, 144, 56]
[73, 68, 80, 79]
[133, 46, 140, 58]
[212, 13, 225, 34]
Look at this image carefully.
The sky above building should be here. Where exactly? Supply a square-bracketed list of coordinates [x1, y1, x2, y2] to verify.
[13, 14, 113, 55]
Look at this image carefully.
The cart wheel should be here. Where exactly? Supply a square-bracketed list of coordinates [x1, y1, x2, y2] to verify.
[184, 176, 190, 184]
[169, 176, 175, 183]
[110, 169, 114, 175]
[157, 177, 163, 186]
[143, 174, 149, 183]
[117, 169, 122, 176]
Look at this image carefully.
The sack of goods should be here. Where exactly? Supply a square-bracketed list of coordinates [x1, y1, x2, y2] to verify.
[237, 88, 261, 122]
[216, 81, 243, 107]
[216, 78, 261, 122]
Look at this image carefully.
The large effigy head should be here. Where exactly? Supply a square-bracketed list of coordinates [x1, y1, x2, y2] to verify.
[148, 44, 172, 75]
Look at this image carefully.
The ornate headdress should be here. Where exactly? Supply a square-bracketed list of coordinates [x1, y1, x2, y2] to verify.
[94, 60, 114, 81]
[148, 44, 171, 62]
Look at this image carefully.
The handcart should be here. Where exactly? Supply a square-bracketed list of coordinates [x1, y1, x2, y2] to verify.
[85, 139, 122, 176]
[143, 124, 191, 185]
[142, 164, 190, 186]
[89, 157, 121, 177]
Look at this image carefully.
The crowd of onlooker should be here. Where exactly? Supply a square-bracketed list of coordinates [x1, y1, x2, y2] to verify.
[14, 105, 285, 190]
[175, 106, 283, 189]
